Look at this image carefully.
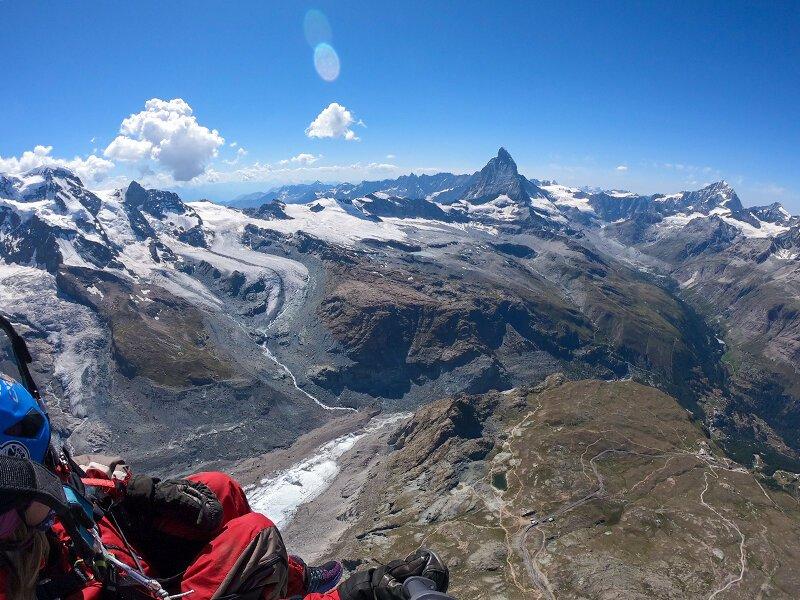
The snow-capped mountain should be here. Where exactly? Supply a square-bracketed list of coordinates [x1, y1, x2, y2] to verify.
[229, 173, 473, 208]
[231, 149, 798, 242]
[1, 148, 800, 479]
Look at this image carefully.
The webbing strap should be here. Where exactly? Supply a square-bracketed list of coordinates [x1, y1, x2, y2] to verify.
[82, 477, 119, 492]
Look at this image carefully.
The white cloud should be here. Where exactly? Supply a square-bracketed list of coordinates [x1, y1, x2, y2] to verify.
[386, 154, 396, 160]
[224, 147, 248, 165]
[616, 165, 628, 171]
[230, 141, 238, 147]
[279, 153, 322, 166]
[104, 136, 152, 162]
[305, 103, 362, 141]
[104, 98, 224, 181]
[0, 145, 115, 184]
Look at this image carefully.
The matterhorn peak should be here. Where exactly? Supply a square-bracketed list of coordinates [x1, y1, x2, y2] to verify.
[496, 146, 513, 162]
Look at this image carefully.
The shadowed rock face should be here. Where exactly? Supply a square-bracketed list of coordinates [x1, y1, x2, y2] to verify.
[244, 201, 292, 221]
[457, 147, 532, 204]
[356, 194, 453, 221]
[323, 378, 800, 599]
[124, 181, 208, 248]
[285, 227, 722, 416]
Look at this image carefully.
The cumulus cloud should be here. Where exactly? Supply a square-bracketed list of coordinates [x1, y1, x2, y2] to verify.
[279, 153, 322, 166]
[0, 145, 115, 184]
[616, 165, 628, 171]
[305, 103, 362, 141]
[104, 136, 152, 162]
[104, 98, 224, 181]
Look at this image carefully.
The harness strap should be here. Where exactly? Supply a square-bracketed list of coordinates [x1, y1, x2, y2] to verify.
[82, 478, 119, 492]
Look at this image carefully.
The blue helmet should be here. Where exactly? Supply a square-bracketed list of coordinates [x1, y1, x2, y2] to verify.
[0, 376, 50, 463]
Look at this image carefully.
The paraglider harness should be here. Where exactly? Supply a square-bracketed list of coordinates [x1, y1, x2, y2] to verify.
[0, 315, 190, 600]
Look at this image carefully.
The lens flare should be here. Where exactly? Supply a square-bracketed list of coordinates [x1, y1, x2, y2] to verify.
[314, 43, 340, 82]
[304, 9, 332, 47]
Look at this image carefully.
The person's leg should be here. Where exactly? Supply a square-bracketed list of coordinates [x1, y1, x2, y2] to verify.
[184, 472, 315, 596]
[180, 512, 289, 599]
[287, 555, 307, 597]
[96, 517, 155, 576]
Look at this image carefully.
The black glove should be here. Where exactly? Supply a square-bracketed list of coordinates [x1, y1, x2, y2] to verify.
[123, 475, 223, 534]
[338, 549, 449, 600]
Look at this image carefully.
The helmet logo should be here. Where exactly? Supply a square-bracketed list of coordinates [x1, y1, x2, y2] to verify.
[0, 441, 31, 459]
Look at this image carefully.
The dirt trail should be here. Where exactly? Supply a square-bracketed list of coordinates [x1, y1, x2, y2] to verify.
[498, 404, 751, 599]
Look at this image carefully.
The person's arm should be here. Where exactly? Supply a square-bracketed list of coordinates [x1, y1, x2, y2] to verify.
[336, 550, 450, 600]
[121, 474, 223, 540]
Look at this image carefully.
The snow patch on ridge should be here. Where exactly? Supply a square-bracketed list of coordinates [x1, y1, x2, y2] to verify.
[774, 249, 799, 261]
[448, 194, 529, 222]
[725, 216, 789, 238]
[542, 184, 594, 213]
[191, 199, 411, 247]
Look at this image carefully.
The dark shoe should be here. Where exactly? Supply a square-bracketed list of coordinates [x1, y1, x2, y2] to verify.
[303, 558, 343, 594]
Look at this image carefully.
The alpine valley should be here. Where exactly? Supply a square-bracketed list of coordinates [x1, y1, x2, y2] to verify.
[2, 149, 800, 598]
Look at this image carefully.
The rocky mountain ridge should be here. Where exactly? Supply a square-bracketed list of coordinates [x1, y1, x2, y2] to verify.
[230, 149, 797, 236]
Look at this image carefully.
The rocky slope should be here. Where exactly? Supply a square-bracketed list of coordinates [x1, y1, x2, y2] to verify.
[312, 377, 800, 599]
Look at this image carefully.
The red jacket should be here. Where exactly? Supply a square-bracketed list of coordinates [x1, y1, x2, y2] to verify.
[0, 471, 341, 600]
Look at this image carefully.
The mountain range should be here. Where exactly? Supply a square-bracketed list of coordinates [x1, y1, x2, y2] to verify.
[4, 148, 800, 597]
[1, 148, 800, 477]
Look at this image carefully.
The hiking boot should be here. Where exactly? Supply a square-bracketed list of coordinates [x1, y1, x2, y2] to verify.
[303, 558, 343, 594]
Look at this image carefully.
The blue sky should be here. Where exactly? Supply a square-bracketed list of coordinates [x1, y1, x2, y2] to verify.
[1, 1, 798, 209]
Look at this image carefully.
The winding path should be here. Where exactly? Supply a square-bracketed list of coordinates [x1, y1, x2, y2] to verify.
[701, 472, 747, 599]
[500, 408, 749, 599]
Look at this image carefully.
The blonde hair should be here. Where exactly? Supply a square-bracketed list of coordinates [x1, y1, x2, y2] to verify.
[2, 520, 49, 600]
